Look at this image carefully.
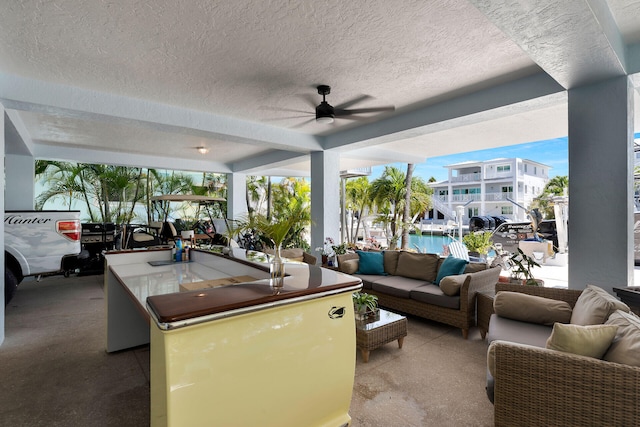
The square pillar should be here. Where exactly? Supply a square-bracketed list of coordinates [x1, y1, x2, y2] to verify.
[226, 173, 247, 220]
[6, 154, 35, 210]
[568, 76, 634, 293]
[310, 151, 340, 262]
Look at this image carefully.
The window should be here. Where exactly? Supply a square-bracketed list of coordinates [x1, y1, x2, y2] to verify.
[525, 185, 528, 194]
[468, 207, 479, 217]
[534, 166, 537, 175]
[497, 165, 511, 173]
[501, 186, 513, 193]
[501, 206, 513, 214]
[524, 164, 527, 173]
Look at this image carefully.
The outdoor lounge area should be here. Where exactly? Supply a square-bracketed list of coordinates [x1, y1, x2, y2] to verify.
[4, 2, 640, 426]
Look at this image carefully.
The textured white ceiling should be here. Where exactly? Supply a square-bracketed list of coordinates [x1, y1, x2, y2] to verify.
[1, 0, 640, 175]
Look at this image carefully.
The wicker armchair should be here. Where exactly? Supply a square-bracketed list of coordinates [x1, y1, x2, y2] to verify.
[492, 341, 640, 426]
[490, 284, 640, 426]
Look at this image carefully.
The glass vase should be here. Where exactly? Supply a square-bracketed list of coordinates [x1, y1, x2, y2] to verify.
[270, 245, 285, 292]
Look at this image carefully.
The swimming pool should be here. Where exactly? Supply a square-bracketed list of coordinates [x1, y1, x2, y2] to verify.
[408, 233, 456, 255]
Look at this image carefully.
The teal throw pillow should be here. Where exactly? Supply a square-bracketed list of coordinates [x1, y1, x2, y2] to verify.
[356, 251, 386, 275]
[435, 255, 468, 284]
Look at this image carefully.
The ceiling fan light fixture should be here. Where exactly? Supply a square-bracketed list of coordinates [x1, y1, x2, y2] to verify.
[316, 116, 334, 124]
[197, 146, 209, 154]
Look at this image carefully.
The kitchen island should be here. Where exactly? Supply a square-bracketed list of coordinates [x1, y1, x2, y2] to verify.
[104, 248, 362, 427]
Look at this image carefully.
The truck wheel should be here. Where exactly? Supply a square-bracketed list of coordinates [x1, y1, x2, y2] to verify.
[5, 268, 18, 305]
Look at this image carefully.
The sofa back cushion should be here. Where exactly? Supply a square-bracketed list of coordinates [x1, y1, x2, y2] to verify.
[395, 252, 439, 282]
[570, 285, 630, 325]
[603, 310, 640, 366]
[383, 250, 400, 275]
[355, 251, 386, 275]
[464, 262, 488, 274]
[434, 255, 468, 285]
[494, 291, 573, 326]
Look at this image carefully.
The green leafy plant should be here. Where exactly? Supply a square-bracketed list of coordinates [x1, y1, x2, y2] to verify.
[462, 231, 493, 255]
[352, 292, 378, 314]
[509, 248, 541, 286]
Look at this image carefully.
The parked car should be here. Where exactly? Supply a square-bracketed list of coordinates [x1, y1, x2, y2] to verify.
[4, 211, 81, 304]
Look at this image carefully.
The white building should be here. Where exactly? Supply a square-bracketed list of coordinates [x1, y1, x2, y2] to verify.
[429, 158, 550, 223]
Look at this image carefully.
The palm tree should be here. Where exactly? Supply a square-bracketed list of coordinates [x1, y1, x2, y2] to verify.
[345, 177, 372, 244]
[370, 166, 432, 249]
[401, 164, 414, 249]
[533, 175, 568, 218]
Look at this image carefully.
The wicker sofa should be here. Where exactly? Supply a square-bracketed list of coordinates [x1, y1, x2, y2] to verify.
[487, 283, 640, 427]
[337, 251, 501, 339]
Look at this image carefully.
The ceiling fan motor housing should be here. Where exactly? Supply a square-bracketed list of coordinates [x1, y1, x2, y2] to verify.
[316, 101, 335, 120]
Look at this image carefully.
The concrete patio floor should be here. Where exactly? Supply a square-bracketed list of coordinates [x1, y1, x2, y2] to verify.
[1, 273, 494, 426]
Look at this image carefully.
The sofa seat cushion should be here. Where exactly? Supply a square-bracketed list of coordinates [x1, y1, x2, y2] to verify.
[371, 276, 430, 298]
[570, 284, 630, 325]
[493, 291, 573, 326]
[604, 310, 640, 366]
[487, 314, 552, 348]
[395, 252, 440, 282]
[409, 284, 460, 310]
[354, 274, 385, 290]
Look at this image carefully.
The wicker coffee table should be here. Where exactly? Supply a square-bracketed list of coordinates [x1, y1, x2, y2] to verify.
[355, 308, 408, 363]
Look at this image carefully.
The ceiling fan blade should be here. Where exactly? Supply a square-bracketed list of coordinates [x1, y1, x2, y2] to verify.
[259, 106, 312, 115]
[291, 118, 317, 129]
[262, 115, 313, 122]
[333, 94, 372, 110]
[335, 106, 395, 116]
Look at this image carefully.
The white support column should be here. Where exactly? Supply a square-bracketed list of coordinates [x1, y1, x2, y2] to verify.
[568, 76, 634, 294]
[310, 151, 340, 263]
[5, 154, 35, 210]
[226, 173, 247, 220]
[1, 105, 6, 344]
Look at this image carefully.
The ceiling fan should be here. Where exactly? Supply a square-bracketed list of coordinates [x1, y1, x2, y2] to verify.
[313, 85, 394, 124]
[264, 85, 395, 127]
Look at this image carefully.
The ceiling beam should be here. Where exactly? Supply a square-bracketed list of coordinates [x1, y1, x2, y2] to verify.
[0, 73, 322, 153]
[322, 72, 565, 151]
[33, 143, 231, 173]
[4, 110, 34, 156]
[232, 150, 309, 174]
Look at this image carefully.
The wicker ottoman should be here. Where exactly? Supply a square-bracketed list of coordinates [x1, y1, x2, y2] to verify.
[355, 309, 407, 363]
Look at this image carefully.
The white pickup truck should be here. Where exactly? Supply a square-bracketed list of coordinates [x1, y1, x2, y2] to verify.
[4, 211, 82, 304]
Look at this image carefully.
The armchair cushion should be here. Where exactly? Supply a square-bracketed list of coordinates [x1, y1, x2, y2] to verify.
[493, 291, 572, 325]
[545, 323, 618, 359]
[604, 310, 640, 366]
[356, 251, 386, 275]
[570, 285, 629, 325]
[434, 255, 468, 285]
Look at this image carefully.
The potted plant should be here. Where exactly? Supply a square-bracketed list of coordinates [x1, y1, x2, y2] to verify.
[462, 231, 493, 258]
[352, 292, 379, 321]
[509, 248, 543, 286]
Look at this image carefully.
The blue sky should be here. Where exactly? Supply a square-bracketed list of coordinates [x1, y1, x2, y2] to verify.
[370, 136, 569, 182]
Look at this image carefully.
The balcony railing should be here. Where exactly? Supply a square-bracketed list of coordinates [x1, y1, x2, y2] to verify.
[437, 192, 513, 203]
[450, 172, 481, 183]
